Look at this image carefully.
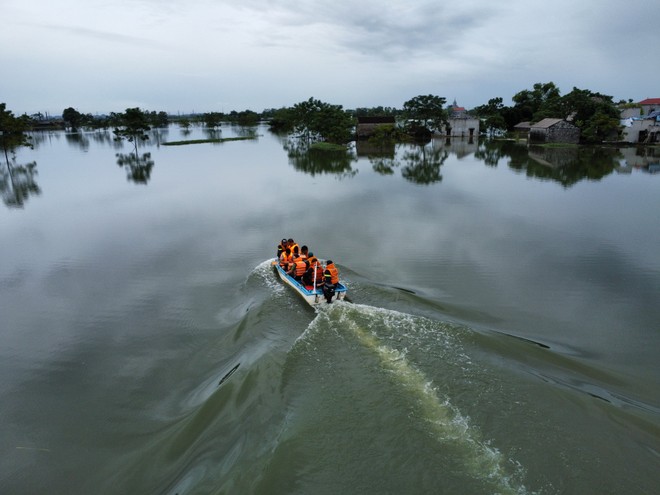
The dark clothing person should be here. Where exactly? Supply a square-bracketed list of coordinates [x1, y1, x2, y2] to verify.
[322, 261, 340, 303]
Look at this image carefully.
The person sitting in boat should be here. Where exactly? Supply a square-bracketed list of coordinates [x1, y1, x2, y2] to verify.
[276, 238, 287, 259]
[289, 257, 309, 281]
[322, 260, 340, 303]
[279, 247, 293, 268]
[299, 245, 309, 259]
[303, 255, 325, 288]
[287, 239, 299, 257]
[307, 254, 325, 286]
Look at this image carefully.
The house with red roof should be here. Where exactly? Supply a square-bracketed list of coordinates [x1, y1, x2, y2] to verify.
[639, 98, 660, 116]
[444, 99, 479, 138]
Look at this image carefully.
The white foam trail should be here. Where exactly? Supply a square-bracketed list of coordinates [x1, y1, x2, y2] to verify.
[250, 259, 286, 295]
[318, 303, 529, 494]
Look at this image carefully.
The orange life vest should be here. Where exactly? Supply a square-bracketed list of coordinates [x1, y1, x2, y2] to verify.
[324, 264, 339, 284]
[279, 251, 292, 267]
[293, 259, 308, 277]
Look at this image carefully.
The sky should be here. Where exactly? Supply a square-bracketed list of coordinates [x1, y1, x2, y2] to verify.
[2, 0, 659, 116]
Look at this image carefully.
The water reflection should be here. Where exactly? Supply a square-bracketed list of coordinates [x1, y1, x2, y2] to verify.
[283, 139, 357, 178]
[116, 152, 155, 184]
[65, 132, 90, 151]
[1, 159, 41, 208]
[400, 143, 448, 185]
[365, 140, 450, 185]
[476, 140, 622, 187]
[203, 128, 221, 140]
[619, 146, 660, 174]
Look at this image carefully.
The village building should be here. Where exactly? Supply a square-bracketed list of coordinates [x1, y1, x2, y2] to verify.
[639, 98, 660, 116]
[444, 100, 480, 138]
[529, 118, 580, 144]
[619, 98, 660, 144]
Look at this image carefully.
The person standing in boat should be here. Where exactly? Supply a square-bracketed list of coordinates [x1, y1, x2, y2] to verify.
[322, 260, 340, 303]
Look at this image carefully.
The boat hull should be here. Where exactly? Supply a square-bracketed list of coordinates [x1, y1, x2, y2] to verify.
[273, 261, 347, 306]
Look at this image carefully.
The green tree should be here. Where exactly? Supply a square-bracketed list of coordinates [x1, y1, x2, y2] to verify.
[512, 82, 561, 122]
[178, 117, 192, 130]
[559, 87, 621, 143]
[291, 97, 354, 144]
[113, 107, 151, 154]
[402, 95, 447, 138]
[149, 111, 169, 128]
[202, 112, 223, 129]
[0, 103, 32, 166]
[267, 107, 295, 133]
[62, 107, 84, 131]
[473, 97, 508, 136]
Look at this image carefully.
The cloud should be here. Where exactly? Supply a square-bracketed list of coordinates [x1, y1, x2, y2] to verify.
[2, 0, 658, 114]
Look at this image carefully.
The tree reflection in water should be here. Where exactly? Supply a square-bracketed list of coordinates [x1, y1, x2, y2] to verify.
[475, 140, 622, 187]
[365, 139, 448, 184]
[400, 141, 448, 185]
[0, 160, 41, 208]
[283, 138, 357, 179]
[116, 152, 155, 184]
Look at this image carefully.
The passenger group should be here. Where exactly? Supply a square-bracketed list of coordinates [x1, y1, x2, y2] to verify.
[277, 238, 341, 302]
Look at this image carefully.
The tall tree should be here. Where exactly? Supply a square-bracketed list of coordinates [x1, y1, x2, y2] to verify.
[202, 112, 223, 129]
[113, 107, 151, 154]
[62, 107, 84, 131]
[558, 87, 621, 143]
[402, 95, 447, 137]
[512, 82, 561, 122]
[291, 97, 354, 144]
[0, 103, 32, 166]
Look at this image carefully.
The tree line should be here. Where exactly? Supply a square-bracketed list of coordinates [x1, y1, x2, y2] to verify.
[2, 80, 634, 159]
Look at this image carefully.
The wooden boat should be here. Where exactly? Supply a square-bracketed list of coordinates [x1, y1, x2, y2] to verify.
[273, 260, 347, 306]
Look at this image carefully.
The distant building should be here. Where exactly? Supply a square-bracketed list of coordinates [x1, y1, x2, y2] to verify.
[639, 98, 660, 116]
[529, 118, 580, 144]
[444, 99, 479, 138]
[619, 98, 660, 143]
[355, 116, 396, 139]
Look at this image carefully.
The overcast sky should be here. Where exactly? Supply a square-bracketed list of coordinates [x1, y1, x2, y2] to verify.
[3, 0, 659, 116]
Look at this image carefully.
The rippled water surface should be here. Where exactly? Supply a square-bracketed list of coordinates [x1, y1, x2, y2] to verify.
[1, 125, 659, 494]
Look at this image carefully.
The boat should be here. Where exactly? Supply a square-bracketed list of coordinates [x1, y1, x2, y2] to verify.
[273, 260, 347, 306]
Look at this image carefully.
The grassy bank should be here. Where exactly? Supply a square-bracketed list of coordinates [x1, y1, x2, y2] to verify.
[162, 136, 256, 146]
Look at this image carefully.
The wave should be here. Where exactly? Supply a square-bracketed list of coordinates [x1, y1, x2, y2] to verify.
[286, 302, 530, 494]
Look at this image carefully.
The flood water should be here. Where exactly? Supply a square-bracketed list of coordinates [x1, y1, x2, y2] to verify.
[1, 124, 659, 494]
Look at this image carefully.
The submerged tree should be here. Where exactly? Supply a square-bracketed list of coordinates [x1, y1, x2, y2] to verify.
[62, 107, 85, 131]
[291, 97, 355, 145]
[402, 94, 448, 139]
[0, 103, 32, 166]
[202, 112, 223, 129]
[113, 107, 151, 155]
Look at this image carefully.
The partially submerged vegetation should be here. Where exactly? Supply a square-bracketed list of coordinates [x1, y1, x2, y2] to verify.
[2, 80, 653, 159]
[162, 136, 256, 146]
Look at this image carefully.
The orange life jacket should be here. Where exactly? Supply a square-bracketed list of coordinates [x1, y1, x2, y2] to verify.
[324, 264, 339, 285]
[279, 251, 292, 267]
[293, 259, 308, 277]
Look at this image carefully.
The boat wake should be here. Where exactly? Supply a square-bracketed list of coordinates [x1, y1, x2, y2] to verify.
[281, 302, 530, 494]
